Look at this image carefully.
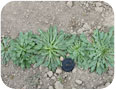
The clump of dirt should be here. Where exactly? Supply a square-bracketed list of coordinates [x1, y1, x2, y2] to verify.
[1, 1, 114, 89]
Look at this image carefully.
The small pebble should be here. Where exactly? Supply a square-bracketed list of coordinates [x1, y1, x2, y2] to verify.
[46, 77, 49, 80]
[96, 2, 102, 7]
[97, 26, 101, 29]
[83, 23, 91, 29]
[44, 74, 47, 77]
[45, 20, 49, 24]
[47, 71, 53, 77]
[95, 7, 103, 12]
[60, 56, 64, 61]
[63, 74, 68, 79]
[105, 82, 111, 87]
[39, 66, 44, 71]
[75, 80, 82, 85]
[56, 68, 62, 74]
[38, 85, 41, 89]
[68, 77, 71, 80]
[54, 73, 57, 77]
[40, 81, 42, 85]
[51, 76, 56, 80]
[55, 81, 63, 89]
[66, 1, 73, 8]
[49, 86, 54, 89]
[72, 68, 77, 73]
[22, 86, 27, 89]
[7, 30, 10, 34]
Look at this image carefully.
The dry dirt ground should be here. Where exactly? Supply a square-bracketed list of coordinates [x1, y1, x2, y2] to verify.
[1, 1, 114, 89]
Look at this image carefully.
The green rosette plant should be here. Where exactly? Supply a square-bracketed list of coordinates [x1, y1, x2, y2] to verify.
[1, 25, 114, 75]
[67, 33, 90, 69]
[1, 37, 11, 64]
[34, 26, 74, 71]
[10, 31, 36, 69]
[88, 27, 114, 74]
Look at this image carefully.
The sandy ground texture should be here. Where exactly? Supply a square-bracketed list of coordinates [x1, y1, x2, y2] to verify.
[1, 1, 114, 89]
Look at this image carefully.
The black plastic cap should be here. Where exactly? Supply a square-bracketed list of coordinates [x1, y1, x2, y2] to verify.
[62, 58, 75, 72]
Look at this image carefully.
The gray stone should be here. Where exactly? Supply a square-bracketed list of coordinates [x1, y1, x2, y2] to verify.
[37, 85, 41, 89]
[39, 66, 44, 71]
[68, 77, 71, 80]
[77, 23, 91, 34]
[22, 86, 27, 89]
[77, 28, 84, 34]
[67, 1, 73, 8]
[54, 73, 57, 77]
[70, 30, 74, 33]
[63, 74, 68, 79]
[75, 80, 82, 85]
[49, 86, 54, 89]
[105, 82, 111, 87]
[72, 68, 77, 73]
[85, 3, 89, 7]
[55, 81, 63, 89]
[7, 30, 10, 33]
[83, 23, 91, 30]
[51, 76, 56, 80]
[95, 7, 103, 12]
[46, 77, 49, 80]
[96, 2, 102, 7]
[56, 68, 62, 74]
[97, 85, 105, 89]
[40, 81, 42, 85]
[97, 26, 101, 29]
[44, 74, 47, 77]
[47, 71, 53, 77]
